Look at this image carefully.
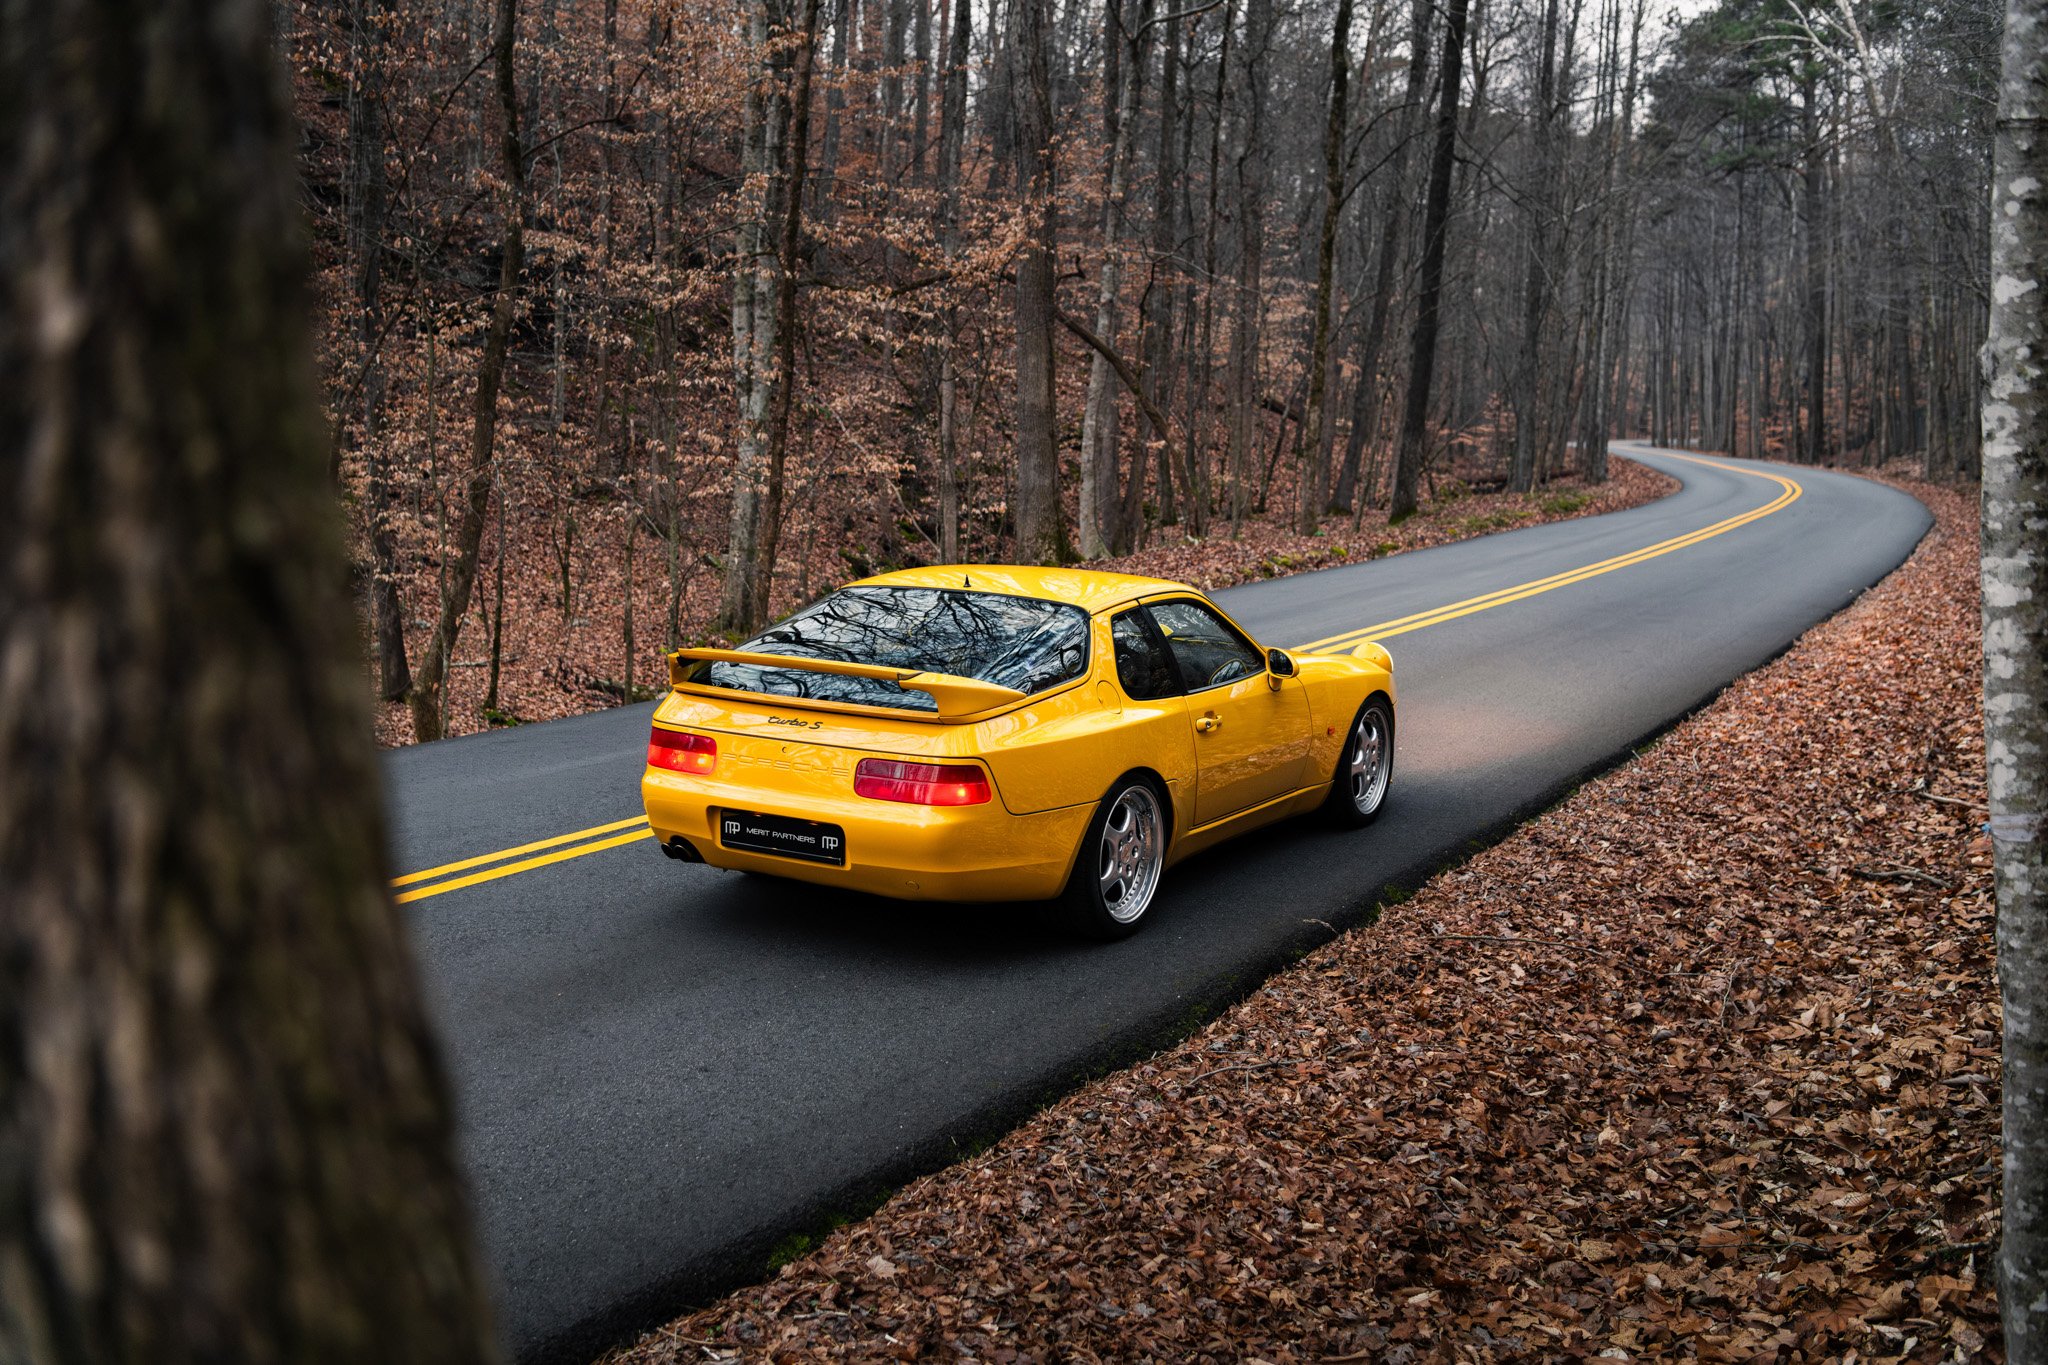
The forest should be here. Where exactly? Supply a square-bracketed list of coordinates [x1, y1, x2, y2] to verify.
[291, 0, 1999, 742]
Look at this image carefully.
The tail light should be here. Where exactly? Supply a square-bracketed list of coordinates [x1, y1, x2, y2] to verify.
[854, 758, 991, 806]
[648, 727, 717, 775]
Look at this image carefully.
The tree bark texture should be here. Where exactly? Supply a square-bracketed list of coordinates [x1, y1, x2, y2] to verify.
[0, 0, 500, 1359]
[1987, 1, 2048, 1356]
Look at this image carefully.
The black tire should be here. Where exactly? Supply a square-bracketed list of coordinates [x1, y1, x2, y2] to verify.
[1058, 775, 1169, 940]
[1324, 696, 1394, 828]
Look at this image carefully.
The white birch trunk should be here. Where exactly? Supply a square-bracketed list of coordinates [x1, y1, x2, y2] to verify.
[1988, 2, 2048, 1355]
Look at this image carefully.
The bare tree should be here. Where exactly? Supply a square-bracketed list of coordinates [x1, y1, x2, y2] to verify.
[1296, 0, 1355, 533]
[741, 0, 823, 628]
[408, 0, 526, 740]
[1226, 0, 1273, 531]
[0, 0, 498, 1356]
[934, 0, 972, 563]
[1011, 0, 1064, 564]
[347, 0, 412, 701]
[1389, 0, 1469, 520]
[719, 0, 801, 632]
[1508, 0, 1562, 494]
[1078, 0, 1154, 558]
[1336, 0, 1432, 516]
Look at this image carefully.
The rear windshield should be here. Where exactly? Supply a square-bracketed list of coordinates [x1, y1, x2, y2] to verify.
[698, 586, 1090, 713]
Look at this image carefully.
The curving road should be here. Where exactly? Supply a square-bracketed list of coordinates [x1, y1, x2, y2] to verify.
[382, 445, 1930, 1362]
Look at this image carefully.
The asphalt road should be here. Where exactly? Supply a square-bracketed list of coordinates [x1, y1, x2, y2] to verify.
[382, 445, 1931, 1362]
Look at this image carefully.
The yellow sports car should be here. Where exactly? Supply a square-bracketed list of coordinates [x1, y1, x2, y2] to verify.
[642, 566, 1394, 938]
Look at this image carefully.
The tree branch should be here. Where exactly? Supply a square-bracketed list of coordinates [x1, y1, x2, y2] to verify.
[1053, 307, 1176, 445]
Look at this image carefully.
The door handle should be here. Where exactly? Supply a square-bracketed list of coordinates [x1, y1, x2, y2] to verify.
[1194, 713, 1222, 734]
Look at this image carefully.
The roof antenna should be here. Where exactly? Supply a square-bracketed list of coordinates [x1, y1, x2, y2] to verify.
[963, 573, 971, 588]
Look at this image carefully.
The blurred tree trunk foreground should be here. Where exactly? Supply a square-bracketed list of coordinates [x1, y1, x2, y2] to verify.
[1988, 0, 2048, 1357]
[0, 1, 499, 1360]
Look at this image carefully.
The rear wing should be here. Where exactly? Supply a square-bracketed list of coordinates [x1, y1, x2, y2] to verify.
[667, 647, 1027, 721]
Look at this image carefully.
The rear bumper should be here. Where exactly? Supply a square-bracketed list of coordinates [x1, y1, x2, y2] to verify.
[642, 769, 1093, 902]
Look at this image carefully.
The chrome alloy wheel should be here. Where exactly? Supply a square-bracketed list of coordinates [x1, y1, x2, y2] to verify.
[1098, 784, 1165, 924]
[1348, 708, 1392, 815]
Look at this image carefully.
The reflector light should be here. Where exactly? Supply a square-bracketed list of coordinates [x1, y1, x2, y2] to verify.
[854, 758, 992, 806]
[648, 727, 717, 775]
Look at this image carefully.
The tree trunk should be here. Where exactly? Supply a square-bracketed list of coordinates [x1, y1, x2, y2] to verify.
[1185, 0, 1234, 538]
[911, 0, 932, 184]
[1801, 69, 1830, 465]
[0, 0, 499, 1358]
[746, 0, 823, 627]
[592, 0, 622, 484]
[408, 0, 526, 741]
[881, 0, 908, 181]
[1389, 0, 1469, 520]
[1295, 0, 1353, 534]
[1227, 0, 1272, 533]
[1140, 4, 1185, 531]
[1335, 0, 1431, 516]
[719, 0, 796, 632]
[1077, 0, 1134, 558]
[1987, 2, 2048, 1355]
[347, 0, 411, 702]
[1010, 0, 1063, 563]
[934, 0, 971, 563]
[815, 0, 848, 217]
[1507, 0, 1559, 494]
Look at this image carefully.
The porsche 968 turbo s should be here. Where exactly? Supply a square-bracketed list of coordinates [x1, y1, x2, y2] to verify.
[641, 566, 1394, 938]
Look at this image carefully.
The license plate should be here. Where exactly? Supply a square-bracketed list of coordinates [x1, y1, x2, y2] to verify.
[718, 809, 846, 866]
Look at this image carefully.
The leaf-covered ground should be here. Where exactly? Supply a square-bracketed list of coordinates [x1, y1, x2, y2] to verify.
[603, 473, 1995, 1365]
[372, 460, 1672, 746]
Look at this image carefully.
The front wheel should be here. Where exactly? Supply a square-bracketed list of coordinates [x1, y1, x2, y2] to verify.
[1059, 777, 1168, 940]
[1325, 697, 1394, 827]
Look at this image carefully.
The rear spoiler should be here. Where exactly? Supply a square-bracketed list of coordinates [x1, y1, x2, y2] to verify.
[667, 647, 1027, 721]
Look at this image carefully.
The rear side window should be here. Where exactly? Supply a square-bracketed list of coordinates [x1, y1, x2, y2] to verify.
[1111, 609, 1181, 701]
[1147, 599, 1266, 692]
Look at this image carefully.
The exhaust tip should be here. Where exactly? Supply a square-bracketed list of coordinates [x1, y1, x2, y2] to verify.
[662, 837, 705, 864]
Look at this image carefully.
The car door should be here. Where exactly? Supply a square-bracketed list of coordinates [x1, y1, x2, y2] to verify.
[1143, 598, 1310, 826]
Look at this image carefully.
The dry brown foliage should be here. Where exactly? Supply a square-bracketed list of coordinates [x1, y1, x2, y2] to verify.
[604, 473, 1995, 1364]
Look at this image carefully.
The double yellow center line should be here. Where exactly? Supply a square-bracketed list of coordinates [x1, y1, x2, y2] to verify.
[394, 815, 653, 904]
[1297, 452, 1801, 653]
[391, 450, 1801, 905]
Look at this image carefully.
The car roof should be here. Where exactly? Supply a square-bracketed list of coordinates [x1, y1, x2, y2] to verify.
[842, 564, 1200, 615]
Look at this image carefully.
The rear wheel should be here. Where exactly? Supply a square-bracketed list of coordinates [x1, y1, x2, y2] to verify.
[1059, 776, 1167, 940]
[1324, 697, 1394, 827]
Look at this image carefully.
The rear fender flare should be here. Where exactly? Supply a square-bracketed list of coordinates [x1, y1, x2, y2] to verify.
[1057, 767, 1176, 893]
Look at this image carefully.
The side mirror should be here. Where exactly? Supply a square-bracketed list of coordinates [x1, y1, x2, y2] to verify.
[1267, 648, 1296, 687]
